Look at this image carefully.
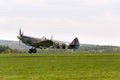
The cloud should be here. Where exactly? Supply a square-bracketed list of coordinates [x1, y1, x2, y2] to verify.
[0, 0, 120, 45]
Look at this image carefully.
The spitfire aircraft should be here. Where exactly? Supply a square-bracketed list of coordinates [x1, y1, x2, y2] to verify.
[17, 29, 80, 53]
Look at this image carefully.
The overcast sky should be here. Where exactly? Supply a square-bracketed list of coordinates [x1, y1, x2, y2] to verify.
[0, 0, 120, 46]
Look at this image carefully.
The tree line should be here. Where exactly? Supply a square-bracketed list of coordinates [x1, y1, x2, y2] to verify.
[1, 45, 120, 53]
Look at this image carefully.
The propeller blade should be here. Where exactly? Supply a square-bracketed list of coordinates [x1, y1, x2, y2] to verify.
[19, 28, 24, 36]
[19, 40, 20, 47]
[22, 32, 24, 36]
[19, 28, 21, 36]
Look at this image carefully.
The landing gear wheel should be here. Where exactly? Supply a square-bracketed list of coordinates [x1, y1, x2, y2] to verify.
[33, 48, 37, 53]
[29, 49, 33, 53]
[28, 48, 37, 53]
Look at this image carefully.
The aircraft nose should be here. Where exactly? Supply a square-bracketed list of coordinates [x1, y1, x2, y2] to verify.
[17, 36, 21, 39]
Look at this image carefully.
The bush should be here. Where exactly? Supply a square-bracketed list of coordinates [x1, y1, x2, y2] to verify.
[0, 45, 12, 53]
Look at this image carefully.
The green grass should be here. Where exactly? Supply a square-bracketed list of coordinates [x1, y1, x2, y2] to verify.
[0, 52, 120, 80]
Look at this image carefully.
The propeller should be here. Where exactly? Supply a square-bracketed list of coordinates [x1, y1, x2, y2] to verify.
[18, 28, 23, 49]
[19, 28, 24, 37]
[19, 28, 21, 36]
[18, 39, 20, 47]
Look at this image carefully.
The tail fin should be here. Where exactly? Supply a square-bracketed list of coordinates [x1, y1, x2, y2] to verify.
[68, 37, 80, 49]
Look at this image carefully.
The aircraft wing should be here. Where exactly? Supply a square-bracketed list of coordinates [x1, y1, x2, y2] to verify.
[36, 40, 53, 48]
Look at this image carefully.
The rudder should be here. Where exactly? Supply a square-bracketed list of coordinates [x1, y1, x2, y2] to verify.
[68, 37, 80, 49]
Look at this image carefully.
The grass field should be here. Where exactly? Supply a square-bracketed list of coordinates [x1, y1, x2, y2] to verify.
[0, 52, 120, 80]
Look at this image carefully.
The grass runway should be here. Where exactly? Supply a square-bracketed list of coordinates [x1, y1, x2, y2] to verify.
[0, 52, 120, 80]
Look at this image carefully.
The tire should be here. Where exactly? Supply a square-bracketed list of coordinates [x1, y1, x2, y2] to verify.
[28, 49, 33, 53]
[33, 49, 37, 53]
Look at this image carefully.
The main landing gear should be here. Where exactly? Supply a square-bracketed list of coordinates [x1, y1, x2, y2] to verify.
[28, 48, 37, 53]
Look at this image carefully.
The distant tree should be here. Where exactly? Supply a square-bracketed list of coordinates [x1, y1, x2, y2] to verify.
[4, 49, 12, 53]
[0, 45, 12, 53]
